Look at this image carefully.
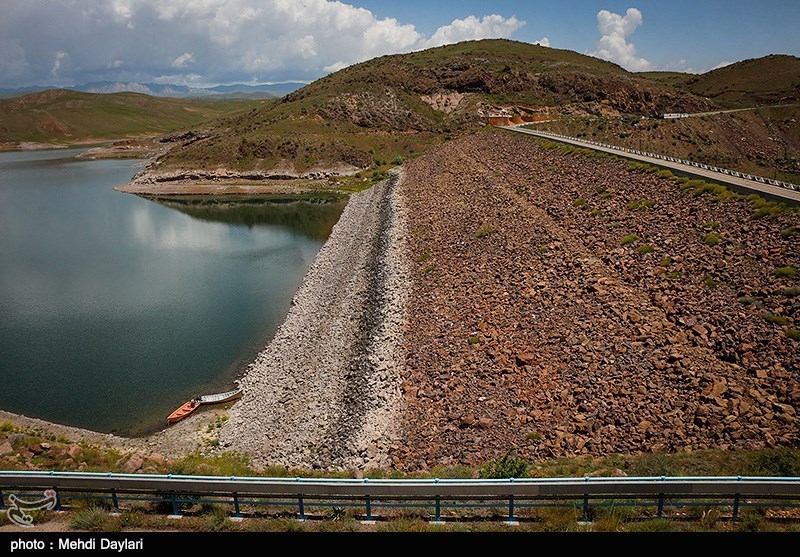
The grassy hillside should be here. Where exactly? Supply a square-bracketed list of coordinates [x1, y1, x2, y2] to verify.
[131, 40, 799, 180]
[683, 55, 800, 108]
[0, 89, 261, 144]
[156, 39, 713, 174]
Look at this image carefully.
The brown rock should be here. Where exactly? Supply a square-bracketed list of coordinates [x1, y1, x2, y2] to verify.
[67, 444, 82, 459]
[121, 453, 144, 473]
[475, 417, 493, 429]
[515, 353, 535, 367]
[0, 441, 13, 455]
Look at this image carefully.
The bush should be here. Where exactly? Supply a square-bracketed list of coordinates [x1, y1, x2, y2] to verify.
[637, 244, 655, 254]
[702, 221, 719, 230]
[785, 329, 800, 341]
[479, 452, 529, 479]
[762, 312, 788, 326]
[70, 507, 117, 532]
[627, 199, 655, 211]
[573, 198, 587, 208]
[738, 296, 755, 305]
[775, 266, 797, 279]
[620, 234, 640, 246]
[702, 274, 718, 288]
[784, 287, 800, 297]
[704, 233, 721, 246]
[474, 222, 495, 239]
[659, 257, 672, 267]
[782, 226, 798, 238]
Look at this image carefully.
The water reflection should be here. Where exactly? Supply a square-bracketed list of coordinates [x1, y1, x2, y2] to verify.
[150, 195, 348, 241]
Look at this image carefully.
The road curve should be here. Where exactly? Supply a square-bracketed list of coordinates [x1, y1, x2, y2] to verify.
[504, 126, 800, 204]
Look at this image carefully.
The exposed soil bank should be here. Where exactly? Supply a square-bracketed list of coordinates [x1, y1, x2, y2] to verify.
[221, 173, 408, 469]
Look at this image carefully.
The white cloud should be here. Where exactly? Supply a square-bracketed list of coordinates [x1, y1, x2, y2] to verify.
[51, 51, 68, 76]
[712, 60, 733, 70]
[590, 7, 652, 71]
[0, 1, 526, 87]
[425, 14, 524, 48]
[171, 52, 195, 68]
[535, 37, 550, 47]
[323, 61, 349, 74]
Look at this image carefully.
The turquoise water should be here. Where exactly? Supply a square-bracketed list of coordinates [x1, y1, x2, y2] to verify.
[0, 149, 345, 435]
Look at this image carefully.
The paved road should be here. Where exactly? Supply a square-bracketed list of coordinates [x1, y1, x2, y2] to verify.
[504, 126, 800, 204]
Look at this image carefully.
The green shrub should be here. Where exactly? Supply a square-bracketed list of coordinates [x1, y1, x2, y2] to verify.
[70, 507, 116, 532]
[782, 226, 798, 238]
[627, 199, 655, 211]
[468, 336, 481, 345]
[701, 221, 719, 230]
[620, 234, 640, 246]
[573, 198, 588, 208]
[590, 208, 602, 216]
[762, 312, 788, 326]
[702, 274, 718, 288]
[479, 451, 529, 479]
[474, 222, 495, 239]
[657, 170, 674, 178]
[666, 271, 682, 279]
[784, 287, 800, 297]
[417, 248, 431, 262]
[704, 233, 721, 246]
[637, 244, 655, 254]
[786, 329, 800, 341]
[0, 421, 15, 433]
[659, 256, 672, 268]
[775, 266, 797, 279]
[738, 296, 755, 305]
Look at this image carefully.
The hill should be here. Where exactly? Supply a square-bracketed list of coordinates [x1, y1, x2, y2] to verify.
[150, 39, 713, 178]
[0, 81, 304, 100]
[682, 55, 800, 108]
[0, 89, 261, 146]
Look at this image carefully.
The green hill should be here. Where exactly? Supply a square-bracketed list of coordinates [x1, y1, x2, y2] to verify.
[157, 39, 711, 174]
[0, 89, 260, 144]
[682, 55, 800, 108]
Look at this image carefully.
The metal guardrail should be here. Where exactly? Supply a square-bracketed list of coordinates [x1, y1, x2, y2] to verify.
[511, 127, 800, 193]
[1, 472, 799, 522]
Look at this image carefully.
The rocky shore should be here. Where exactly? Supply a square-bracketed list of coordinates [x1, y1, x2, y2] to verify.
[220, 172, 408, 469]
[391, 130, 798, 469]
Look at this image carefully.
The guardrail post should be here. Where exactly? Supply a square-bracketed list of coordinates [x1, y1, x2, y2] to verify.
[434, 498, 442, 523]
[170, 494, 180, 517]
[657, 495, 664, 519]
[581, 495, 590, 522]
[733, 495, 740, 520]
[507, 496, 518, 525]
[233, 492, 241, 518]
[365, 496, 372, 522]
[53, 487, 61, 511]
[297, 496, 306, 522]
[0, 489, 4, 511]
[111, 490, 120, 513]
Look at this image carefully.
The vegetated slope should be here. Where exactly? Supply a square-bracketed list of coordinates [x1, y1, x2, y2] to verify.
[0, 89, 259, 145]
[536, 104, 800, 183]
[153, 39, 711, 175]
[394, 130, 798, 468]
[683, 55, 800, 108]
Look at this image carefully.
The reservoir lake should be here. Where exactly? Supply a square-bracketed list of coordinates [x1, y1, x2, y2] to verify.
[0, 148, 345, 435]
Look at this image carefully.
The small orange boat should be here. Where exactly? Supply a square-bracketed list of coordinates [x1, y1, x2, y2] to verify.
[167, 389, 242, 425]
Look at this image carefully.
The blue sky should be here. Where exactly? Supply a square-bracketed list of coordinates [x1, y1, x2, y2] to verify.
[0, 0, 798, 88]
[359, 0, 800, 72]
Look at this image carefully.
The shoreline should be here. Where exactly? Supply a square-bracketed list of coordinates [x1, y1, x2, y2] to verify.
[220, 171, 408, 469]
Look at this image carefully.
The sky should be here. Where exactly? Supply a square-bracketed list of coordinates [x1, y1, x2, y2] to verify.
[1, 0, 799, 89]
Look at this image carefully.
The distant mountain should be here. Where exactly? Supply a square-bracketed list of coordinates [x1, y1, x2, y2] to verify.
[0, 81, 306, 100]
[0, 89, 260, 145]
